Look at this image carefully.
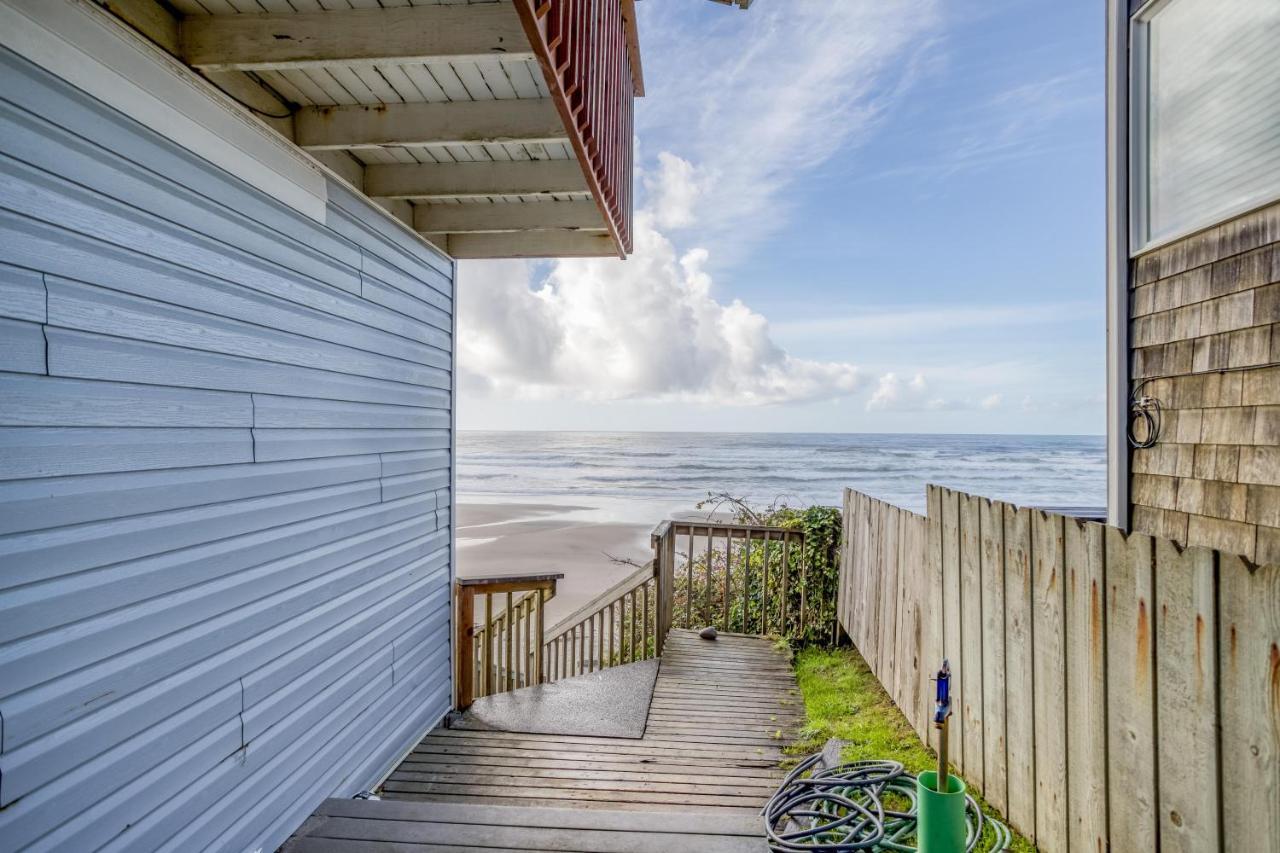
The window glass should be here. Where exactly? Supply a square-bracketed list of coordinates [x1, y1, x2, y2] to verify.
[1137, 0, 1280, 247]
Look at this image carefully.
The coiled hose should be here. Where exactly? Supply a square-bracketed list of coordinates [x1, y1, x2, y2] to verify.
[763, 754, 1012, 852]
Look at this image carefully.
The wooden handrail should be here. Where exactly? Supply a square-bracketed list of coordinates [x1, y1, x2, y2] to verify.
[543, 560, 653, 640]
[651, 519, 832, 642]
[454, 573, 562, 711]
[457, 573, 562, 594]
[541, 561, 658, 681]
[663, 520, 797, 538]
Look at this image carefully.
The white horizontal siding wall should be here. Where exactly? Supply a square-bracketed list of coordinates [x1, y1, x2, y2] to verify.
[0, 46, 454, 853]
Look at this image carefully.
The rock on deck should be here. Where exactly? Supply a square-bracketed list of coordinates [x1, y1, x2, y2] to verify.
[284, 630, 801, 850]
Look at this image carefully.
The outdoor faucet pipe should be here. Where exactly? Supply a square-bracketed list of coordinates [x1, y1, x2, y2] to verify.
[916, 658, 967, 853]
[760, 657, 1008, 850]
[933, 659, 952, 791]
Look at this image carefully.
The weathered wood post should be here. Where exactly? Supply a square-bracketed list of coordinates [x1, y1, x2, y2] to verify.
[482, 592, 493, 697]
[534, 588, 545, 683]
[455, 582, 476, 711]
[651, 522, 670, 655]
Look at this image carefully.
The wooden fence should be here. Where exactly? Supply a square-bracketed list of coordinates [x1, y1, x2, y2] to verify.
[839, 485, 1279, 853]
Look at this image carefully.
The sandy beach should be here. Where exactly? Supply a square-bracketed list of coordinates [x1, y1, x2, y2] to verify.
[456, 500, 660, 629]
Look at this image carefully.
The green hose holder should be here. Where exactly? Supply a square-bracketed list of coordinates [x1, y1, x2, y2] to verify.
[916, 770, 967, 853]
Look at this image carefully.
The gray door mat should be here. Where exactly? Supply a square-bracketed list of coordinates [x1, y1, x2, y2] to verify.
[449, 658, 659, 739]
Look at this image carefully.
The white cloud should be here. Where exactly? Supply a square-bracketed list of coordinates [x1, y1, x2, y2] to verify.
[459, 3, 942, 410]
[1019, 392, 1107, 414]
[644, 153, 704, 230]
[864, 373, 1012, 413]
[635, 1, 942, 257]
[867, 373, 937, 411]
[458, 216, 866, 406]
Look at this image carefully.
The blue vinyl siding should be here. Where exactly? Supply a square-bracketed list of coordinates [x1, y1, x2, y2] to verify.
[0, 46, 454, 853]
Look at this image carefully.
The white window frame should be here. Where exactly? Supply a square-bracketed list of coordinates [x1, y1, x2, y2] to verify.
[1129, 0, 1280, 255]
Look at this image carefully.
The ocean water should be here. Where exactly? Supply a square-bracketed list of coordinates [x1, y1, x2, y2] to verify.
[458, 431, 1106, 516]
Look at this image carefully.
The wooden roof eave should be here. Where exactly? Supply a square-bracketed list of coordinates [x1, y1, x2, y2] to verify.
[96, 0, 632, 261]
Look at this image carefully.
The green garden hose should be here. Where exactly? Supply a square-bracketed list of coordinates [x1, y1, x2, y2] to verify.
[762, 754, 1012, 852]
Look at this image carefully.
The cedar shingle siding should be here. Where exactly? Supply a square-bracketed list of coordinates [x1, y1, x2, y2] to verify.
[1130, 201, 1280, 562]
[0, 47, 453, 851]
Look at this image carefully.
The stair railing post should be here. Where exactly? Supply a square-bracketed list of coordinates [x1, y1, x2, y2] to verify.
[651, 523, 675, 655]
[535, 587, 545, 684]
[483, 592, 493, 697]
[455, 582, 476, 711]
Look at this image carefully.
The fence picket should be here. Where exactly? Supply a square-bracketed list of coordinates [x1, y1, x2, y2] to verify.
[1003, 502, 1035, 841]
[1105, 526, 1158, 853]
[1154, 539, 1219, 853]
[881, 505, 901, 694]
[867, 504, 879, 676]
[1064, 518, 1108, 853]
[941, 488, 964, 772]
[959, 493, 985, 789]
[925, 485, 944, 751]
[1217, 555, 1279, 852]
[1031, 509, 1068, 852]
[912, 510, 930, 740]
[917, 513, 929, 732]
[979, 497, 1008, 814]
[863, 493, 877, 654]
[892, 510, 910, 714]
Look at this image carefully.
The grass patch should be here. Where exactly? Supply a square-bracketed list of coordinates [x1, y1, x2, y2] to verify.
[789, 645, 1036, 852]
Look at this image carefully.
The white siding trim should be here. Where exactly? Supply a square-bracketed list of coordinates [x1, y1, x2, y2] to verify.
[1106, 0, 1131, 530]
[0, 0, 328, 222]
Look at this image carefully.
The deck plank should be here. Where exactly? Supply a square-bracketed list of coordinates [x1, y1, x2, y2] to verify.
[391, 631, 794, 812]
[287, 630, 794, 848]
[286, 800, 769, 852]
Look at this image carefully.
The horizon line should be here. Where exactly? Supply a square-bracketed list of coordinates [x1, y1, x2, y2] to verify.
[456, 428, 1105, 438]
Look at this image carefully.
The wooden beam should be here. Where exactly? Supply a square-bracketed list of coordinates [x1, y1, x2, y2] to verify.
[296, 99, 566, 150]
[309, 150, 364, 189]
[203, 70, 294, 136]
[181, 4, 532, 72]
[96, 1, 294, 135]
[365, 160, 588, 200]
[444, 231, 618, 259]
[97, 0, 178, 54]
[414, 200, 604, 234]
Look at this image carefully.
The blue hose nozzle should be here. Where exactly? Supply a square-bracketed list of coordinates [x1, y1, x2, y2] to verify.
[933, 659, 952, 726]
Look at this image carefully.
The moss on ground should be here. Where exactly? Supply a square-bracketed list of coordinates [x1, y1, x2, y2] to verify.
[788, 645, 1036, 853]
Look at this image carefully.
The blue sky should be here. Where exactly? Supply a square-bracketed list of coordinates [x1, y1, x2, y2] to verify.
[458, 0, 1104, 435]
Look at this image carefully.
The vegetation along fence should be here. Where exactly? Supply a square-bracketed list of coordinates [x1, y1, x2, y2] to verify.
[839, 485, 1279, 853]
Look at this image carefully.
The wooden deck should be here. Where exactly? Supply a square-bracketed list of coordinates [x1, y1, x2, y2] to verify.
[285, 630, 800, 851]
